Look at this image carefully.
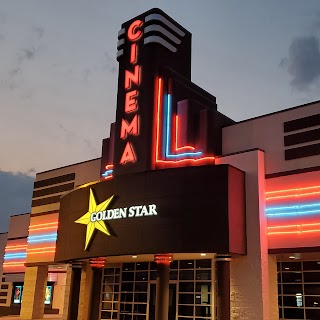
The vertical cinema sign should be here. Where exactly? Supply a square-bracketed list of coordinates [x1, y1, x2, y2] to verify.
[119, 20, 143, 165]
[112, 8, 193, 177]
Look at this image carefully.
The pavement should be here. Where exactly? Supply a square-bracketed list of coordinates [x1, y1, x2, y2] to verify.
[0, 316, 62, 319]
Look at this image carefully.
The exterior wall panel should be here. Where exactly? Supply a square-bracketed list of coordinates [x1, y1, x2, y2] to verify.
[267, 170, 320, 251]
[222, 101, 320, 175]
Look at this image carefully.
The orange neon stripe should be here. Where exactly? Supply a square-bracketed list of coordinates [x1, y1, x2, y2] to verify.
[104, 175, 113, 180]
[3, 264, 25, 267]
[29, 221, 58, 226]
[156, 156, 215, 165]
[268, 222, 320, 230]
[303, 229, 320, 233]
[27, 250, 56, 255]
[266, 190, 320, 201]
[29, 222, 58, 229]
[176, 146, 197, 151]
[176, 146, 196, 151]
[268, 222, 320, 235]
[266, 185, 320, 200]
[268, 229, 320, 235]
[268, 225, 300, 230]
[5, 245, 27, 251]
[266, 185, 320, 195]
[5, 247, 27, 252]
[29, 222, 58, 230]
[5, 244, 27, 248]
[29, 226, 58, 232]
[268, 230, 301, 235]
[27, 246, 56, 251]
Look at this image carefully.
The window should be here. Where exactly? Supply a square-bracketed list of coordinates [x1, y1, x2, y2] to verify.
[101, 259, 213, 320]
[278, 261, 320, 319]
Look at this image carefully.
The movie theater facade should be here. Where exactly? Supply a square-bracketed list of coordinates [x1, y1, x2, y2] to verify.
[5, 8, 320, 320]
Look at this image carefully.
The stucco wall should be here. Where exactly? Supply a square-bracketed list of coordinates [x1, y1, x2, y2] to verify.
[216, 150, 278, 320]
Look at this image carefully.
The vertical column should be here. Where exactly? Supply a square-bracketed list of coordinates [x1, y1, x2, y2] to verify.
[268, 255, 279, 319]
[20, 265, 48, 320]
[154, 254, 172, 320]
[62, 265, 73, 320]
[77, 262, 93, 320]
[88, 258, 106, 320]
[217, 150, 278, 320]
[216, 255, 231, 320]
[62, 263, 82, 320]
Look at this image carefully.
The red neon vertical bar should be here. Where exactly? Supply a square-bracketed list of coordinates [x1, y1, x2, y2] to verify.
[174, 114, 195, 152]
[175, 115, 179, 152]
[154, 77, 163, 165]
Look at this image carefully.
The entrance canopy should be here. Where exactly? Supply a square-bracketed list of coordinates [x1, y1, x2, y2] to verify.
[55, 164, 245, 262]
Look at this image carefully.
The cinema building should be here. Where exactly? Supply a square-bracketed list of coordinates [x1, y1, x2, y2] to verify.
[2, 8, 320, 320]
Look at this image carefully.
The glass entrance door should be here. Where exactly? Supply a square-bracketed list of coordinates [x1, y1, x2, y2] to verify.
[149, 283, 177, 320]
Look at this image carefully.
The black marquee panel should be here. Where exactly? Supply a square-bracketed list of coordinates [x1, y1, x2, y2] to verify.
[55, 164, 245, 262]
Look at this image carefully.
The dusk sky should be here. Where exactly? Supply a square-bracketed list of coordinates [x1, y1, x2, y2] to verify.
[1, 1, 320, 231]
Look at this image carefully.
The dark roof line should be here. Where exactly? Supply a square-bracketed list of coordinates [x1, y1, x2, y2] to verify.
[37, 157, 101, 175]
[224, 99, 320, 127]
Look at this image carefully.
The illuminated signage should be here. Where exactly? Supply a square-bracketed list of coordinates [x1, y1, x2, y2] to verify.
[120, 19, 144, 165]
[99, 9, 232, 178]
[90, 204, 157, 222]
[75, 188, 157, 250]
[153, 77, 216, 168]
[13, 285, 23, 304]
[45, 286, 52, 305]
[13, 284, 52, 305]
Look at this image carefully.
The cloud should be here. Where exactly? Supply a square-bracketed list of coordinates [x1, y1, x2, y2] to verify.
[83, 138, 99, 155]
[281, 36, 320, 91]
[102, 51, 117, 74]
[281, 12, 320, 91]
[56, 122, 77, 146]
[0, 171, 34, 233]
[56, 122, 99, 155]
[18, 46, 39, 63]
[32, 26, 45, 39]
[1, 23, 44, 94]
[311, 12, 320, 32]
[80, 51, 117, 82]
[0, 11, 5, 24]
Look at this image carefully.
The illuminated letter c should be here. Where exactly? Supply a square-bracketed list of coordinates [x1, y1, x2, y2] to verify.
[128, 20, 143, 41]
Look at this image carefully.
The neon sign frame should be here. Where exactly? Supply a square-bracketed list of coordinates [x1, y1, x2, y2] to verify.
[153, 77, 215, 167]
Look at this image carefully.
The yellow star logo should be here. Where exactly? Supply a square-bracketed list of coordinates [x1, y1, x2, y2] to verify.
[75, 188, 114, 250]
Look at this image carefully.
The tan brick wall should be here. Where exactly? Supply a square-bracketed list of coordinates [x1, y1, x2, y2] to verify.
[77, 263, 93, 320]
[20, 265, 48, 320]
[52, 272, 67, 314]
[62, 265, 73, 320]
[269, 255, 279, 319]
